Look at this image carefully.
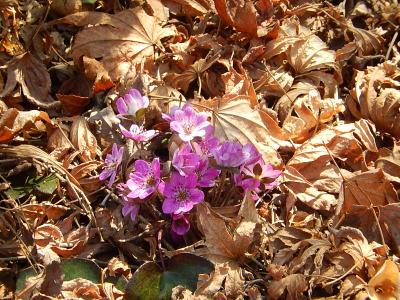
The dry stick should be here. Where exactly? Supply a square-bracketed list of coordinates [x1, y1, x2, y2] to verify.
[385, 30, 399, 60]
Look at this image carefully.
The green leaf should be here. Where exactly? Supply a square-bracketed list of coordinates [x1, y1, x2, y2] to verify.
[81, 0, 97, 3]
[124, 253, 214, 300]
[33, 174, 58, 195]
[4, 185, 32, 200]
[61, 259, 101, 283]
[15, 268, 36, 292]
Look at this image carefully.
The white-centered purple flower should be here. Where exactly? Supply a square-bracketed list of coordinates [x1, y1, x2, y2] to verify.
[120, 124, 158, 142]
[162, 172, 204, 214]
[116, 88, 149, 116]
[193, 126, 219, 158]
[169, 104, 210, 142]
[126, 158, 161, 199]
[99, 143, 124, 188]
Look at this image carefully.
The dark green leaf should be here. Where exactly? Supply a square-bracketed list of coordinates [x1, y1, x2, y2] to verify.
[124, 262, 162, 300]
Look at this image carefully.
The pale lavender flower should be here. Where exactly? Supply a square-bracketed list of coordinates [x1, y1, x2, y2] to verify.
[212, 140, 247, 168]
[119, 183, 142, 221]
[126, 158, 161, 199]
[195, 159, 220, 187]
[171, 213, 190, 235]
[193, 126, 219, 157]
[120, 124, 158, 142]
[99, 143, 124, 188]
[162, 173, 204, 214]
[242, 143, 262, 166]
[171, 144, 200, 176]
[170, 104, 210, 142]
[116, 88, 149, 116]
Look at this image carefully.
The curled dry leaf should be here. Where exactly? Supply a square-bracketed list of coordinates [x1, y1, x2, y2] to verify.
[0, 53, 60, 109]
[347, 59, 400, 138]
[367, 260, 400, 300]
[0, 108, 52, 143]
[376, 141, 400, 184]
[56, 8, 177, 81]
[70, 116, 98, 162]
[161, 0, 210, 16]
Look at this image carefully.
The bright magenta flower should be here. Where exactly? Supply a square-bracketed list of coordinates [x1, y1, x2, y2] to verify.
[126, 158, 161, 199]
[116, 88, 149, 116]
[171, 213, 190, 235]
[162, 173, 204, 214]
[171, 144, 200, 176]
[99, 143, 124, 188]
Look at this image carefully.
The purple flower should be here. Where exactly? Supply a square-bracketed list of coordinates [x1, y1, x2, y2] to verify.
[119, 183, 141, 221]
[162, 106, 180, 122]
[162, 173, 204, 214]
[242, 143, 261, 166]
[195, 159, 220, 187]
[126, 158, 161, 199]
[237, 159, 281, 193]
[116, 88, 149, 116]
[120, 124, 158, 142]
[170, 104, 210, 142]
[212, 140, 247, 168]
[171, 213, 190, 235]
[171, 144, 200, 176]
[99, 143, 124, 188]
[193, 126, 219, 157]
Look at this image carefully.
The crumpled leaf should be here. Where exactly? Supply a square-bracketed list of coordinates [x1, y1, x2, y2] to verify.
[376, 141, 400, 184]
[0, 108, 52, 143]
[367, 260, 400, 300]
[0, 53, 60, 109]
[347, 59, 400, 138]
[55, 8, 177, 81]
[267, 274, 308, 300]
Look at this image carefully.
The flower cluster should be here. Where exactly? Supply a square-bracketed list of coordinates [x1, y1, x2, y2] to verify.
[100, 89, 281, 237]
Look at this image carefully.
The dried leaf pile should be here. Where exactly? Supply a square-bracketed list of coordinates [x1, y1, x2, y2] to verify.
[1, 0, 400, 299]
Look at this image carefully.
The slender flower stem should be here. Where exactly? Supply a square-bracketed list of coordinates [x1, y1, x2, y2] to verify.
[213, 169, 227, 205]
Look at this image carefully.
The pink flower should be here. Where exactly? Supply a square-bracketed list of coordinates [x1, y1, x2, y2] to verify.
[193, 126, 219, 157]
[171, 144, 200, 176]
[195, 159, 220, 187]
[212, 140, 247, 168]
[120, 124, 158, 142]
[236, 159, 281, 193]
[242, 143, 261, 166]
[162, 173, 204, 214]
[171, 213, 190, 235]
[126, 158, 161, 199]
[116, 88, 149, 116]
[99, 143, 124, 188]
[119, 183, 142, 221]
[170, 104, 210, 142]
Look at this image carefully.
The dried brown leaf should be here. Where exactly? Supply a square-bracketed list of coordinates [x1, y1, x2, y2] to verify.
[267, 274, 307, 300]
[0, 53, 59, 109]
[367, 260, 400, 300]
[70, 116, 98, 162]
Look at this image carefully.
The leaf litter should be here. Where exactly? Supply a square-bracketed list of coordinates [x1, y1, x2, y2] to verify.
[0, 0, 400, 299]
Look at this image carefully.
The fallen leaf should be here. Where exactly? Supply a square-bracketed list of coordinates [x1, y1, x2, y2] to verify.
[268, 274, 308, 300]
[0, 53, 60, 109]
[367, 260, 400, 300]
[0, 108, 52, 143]
[70, 116, 98, 162]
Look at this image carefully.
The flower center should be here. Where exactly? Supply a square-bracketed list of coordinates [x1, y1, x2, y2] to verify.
[183, 123, 193, 134]
[146, 175, 156, 186]
[175, 188, 188, 202]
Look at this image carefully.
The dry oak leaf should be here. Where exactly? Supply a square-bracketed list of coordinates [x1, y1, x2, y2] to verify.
[347, 59, 400, 138]
[0, 53, 60, 109]
[367, 260, 400, 300]
[195, 95, 282, 167]
[196, 193, 259, 262]
[213, 0, 258, 37]
[56, 8, 176, 81]
[0, 108, 52, 143]
[70, 116, 98, 162]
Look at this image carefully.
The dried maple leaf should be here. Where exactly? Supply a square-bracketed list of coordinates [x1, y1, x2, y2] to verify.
[367, 260, 400, 300]
[347, 59, 400, 138]
[56, 8, 176, 81]
[0, 53, 60, 109]
[267, 274, 308, 300]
